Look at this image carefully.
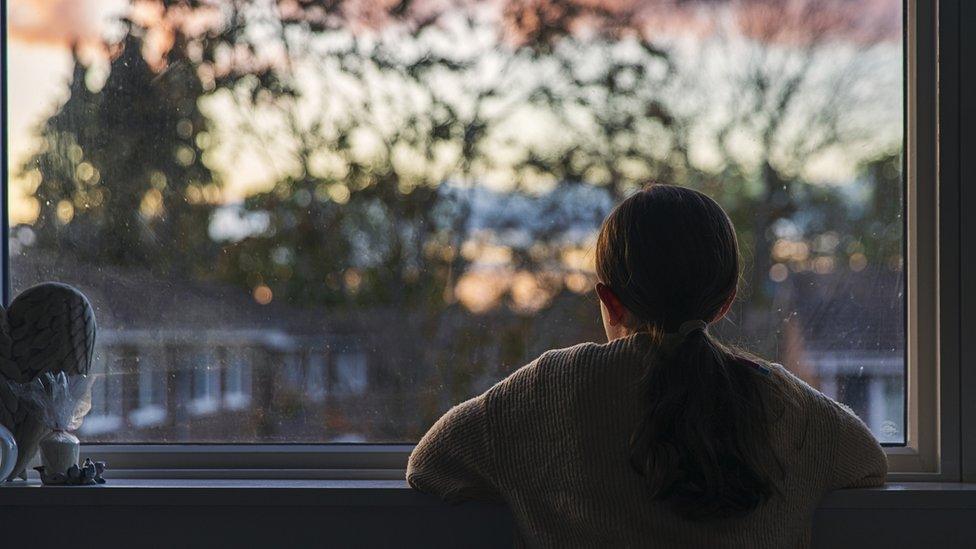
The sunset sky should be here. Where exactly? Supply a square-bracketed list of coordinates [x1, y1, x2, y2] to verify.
[6, 0, 124, 223]
[4, 0, 902, 226]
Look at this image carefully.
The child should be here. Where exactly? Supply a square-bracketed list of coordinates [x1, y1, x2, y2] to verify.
[408, 184, 886, 547]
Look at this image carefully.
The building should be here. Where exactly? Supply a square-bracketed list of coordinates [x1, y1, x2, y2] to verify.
[9, 231, 905, 445]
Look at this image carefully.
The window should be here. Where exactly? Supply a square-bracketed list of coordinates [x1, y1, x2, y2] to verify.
[333, 352, 369, 397]
[5, 0, 952, 477]
[130, 347, 168, 428]
[224, 348, 253, 410]
[306, 352, 328, 402]
[80, 349, 124, 436]
[189, 350, 221, 416]
[281, 352, 303, 391]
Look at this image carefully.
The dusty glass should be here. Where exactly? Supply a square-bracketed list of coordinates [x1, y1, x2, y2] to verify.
[6, 0, 904, 444]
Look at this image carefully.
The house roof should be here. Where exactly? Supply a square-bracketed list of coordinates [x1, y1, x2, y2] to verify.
[11, 238, 906, 358]
[10, 247, 297, 334]
[781, 267, 905, 354]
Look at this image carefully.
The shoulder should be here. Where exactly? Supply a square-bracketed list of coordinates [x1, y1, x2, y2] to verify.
[766, 363, 869, 425]
[764, 363, 883, 455]
[485, 336, 649, 406]
[485, 341, 595, 397]
[539, 334, 653, 373]
[765, 362, 829, 405]
[535, 339, 616, 372]
[760, 362, 852, 429]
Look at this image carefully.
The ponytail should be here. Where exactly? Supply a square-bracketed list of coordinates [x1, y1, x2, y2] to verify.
[629, 326, 780, 521]
[597, 184, 782, 521]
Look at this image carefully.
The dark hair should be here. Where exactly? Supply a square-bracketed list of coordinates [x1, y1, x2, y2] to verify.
[596, 184, 780, 521]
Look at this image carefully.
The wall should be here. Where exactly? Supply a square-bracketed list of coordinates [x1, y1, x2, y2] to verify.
[2, 481, 975, 548]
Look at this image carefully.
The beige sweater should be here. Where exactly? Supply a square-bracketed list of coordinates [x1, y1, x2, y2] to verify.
[407, 333, 887, 548]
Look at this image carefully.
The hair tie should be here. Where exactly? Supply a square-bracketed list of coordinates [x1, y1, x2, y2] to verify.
[677, 320, 708, 337]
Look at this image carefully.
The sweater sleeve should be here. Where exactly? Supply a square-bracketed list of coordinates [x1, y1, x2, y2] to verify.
[406, 394, 500, 503]
[825, 398, 888, 491]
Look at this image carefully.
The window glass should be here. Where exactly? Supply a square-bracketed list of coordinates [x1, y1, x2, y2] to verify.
[306, 353, 327, 402]
[224, 348, 253, 410]
[189, 350, 221, 416]
[131, 347, 167, 428]
[281, 352, 303, 390]
[6, 0, 904, 443]
[334, 352, 369, 396]
[80, 350, 123, 437]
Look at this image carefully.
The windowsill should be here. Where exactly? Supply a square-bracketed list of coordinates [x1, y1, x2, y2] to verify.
[1, 479, 974, 509]
[3, 481, 974, 548]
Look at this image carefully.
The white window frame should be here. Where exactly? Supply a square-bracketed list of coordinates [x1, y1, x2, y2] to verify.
[2, 0, 960, 481]
[882, 0, 957, 481]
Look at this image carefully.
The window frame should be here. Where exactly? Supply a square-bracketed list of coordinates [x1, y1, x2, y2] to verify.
[959, 0, 976, 484]
[882, 0, 960, 481]
[0, 0, 962, 481]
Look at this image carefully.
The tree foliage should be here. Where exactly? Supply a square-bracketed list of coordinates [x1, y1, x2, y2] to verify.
[22, 0, 902, 314]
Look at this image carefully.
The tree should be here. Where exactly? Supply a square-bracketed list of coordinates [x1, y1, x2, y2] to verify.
[213, 0, 649, 307]
[678, 0, 901, 344]
[26, 28, 216, 276]
[17, 0, 904, 438]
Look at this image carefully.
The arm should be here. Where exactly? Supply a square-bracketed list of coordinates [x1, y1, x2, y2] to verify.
[407, 394, 500, 503]
[825, 399, 888, 491]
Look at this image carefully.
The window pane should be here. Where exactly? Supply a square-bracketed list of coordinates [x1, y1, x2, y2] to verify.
[131, 348, 167, 429]
[224, 348, 253, 410]
[334, 352, 368, 396]
[306, 352, 327, 402]
[81, 349, 124, 437]
[6, 0, 904, 443]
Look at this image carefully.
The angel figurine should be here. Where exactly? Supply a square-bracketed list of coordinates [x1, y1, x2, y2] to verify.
[0, 283, 96, 481]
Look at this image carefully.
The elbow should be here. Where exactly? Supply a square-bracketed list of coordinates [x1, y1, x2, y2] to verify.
[847, 471, 886, 488]
[867, 444, 889, 485]
[405, 470, 424, 492]
[845, 450, 889, 489]
[405, 465, 428, 493]
[405, 444, 428, 490]
[869, 451, 890, 486]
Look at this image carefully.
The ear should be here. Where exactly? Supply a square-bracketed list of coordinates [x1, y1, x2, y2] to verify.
[713, 287, 737, 323]
[596, 282, 628, 326]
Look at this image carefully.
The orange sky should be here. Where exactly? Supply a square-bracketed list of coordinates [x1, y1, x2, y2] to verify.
[4, 0, 901, 225]
[8, 0, 126, 47]
[7, 0, 901, 49]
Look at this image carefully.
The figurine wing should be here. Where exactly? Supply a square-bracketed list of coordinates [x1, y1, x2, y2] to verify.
[5, 284, 97, 480]
[0, 305, 29, 481]
[9, 283, 97, 379]
[0, 302, 21, 433]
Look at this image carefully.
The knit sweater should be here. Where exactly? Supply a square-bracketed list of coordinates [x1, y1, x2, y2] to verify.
[407, 333, 887, 548]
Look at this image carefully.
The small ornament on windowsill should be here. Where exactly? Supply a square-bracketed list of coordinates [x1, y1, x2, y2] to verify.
[35, 458, 106, 486]
[0, 283, 97, 482]
[7, 371, 95, 484]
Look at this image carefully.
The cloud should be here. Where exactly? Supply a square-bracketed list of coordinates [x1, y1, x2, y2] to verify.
[9, 0, 900, 53]
[8, 0, 126, 47]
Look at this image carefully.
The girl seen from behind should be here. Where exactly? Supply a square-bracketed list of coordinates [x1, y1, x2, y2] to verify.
[408, 184, 886, 548]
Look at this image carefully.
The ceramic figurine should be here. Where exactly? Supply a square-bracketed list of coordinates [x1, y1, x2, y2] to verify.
[9, 371, 93, 479]
[0, 283, 96, 481]
[35, 458, 106, 486]
[40, 429, 81, 478]
[0, 423, 16, 482]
